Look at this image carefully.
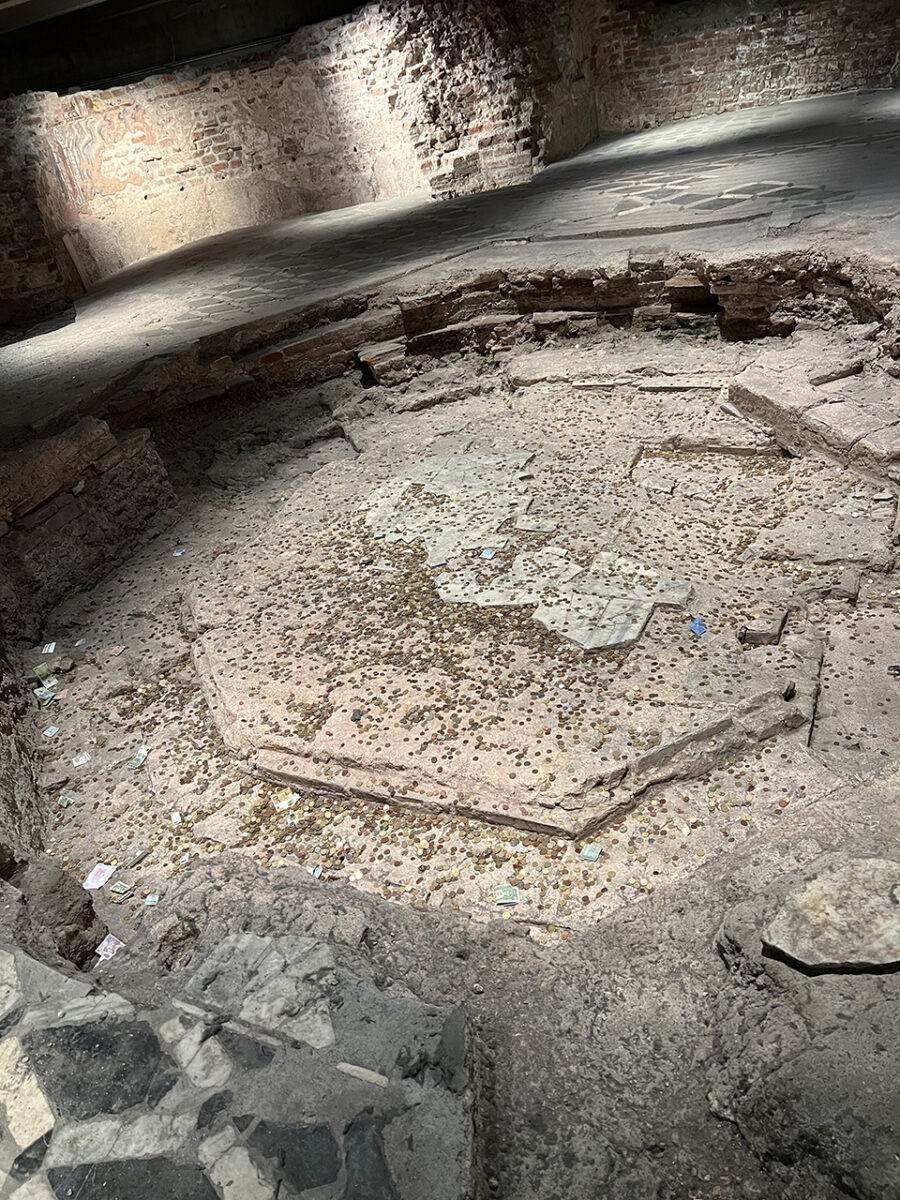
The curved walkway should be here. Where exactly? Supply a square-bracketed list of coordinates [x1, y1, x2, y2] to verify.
[2, 88, 900, 444]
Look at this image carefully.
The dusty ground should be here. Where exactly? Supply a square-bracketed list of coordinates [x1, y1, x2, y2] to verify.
[16, 327, 900, 951]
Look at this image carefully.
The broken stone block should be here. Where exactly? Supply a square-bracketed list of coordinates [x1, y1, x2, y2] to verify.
[762, 857, 900, 971]
[739, 610, 788, 646]
[664, 275, 708, 292]
[808, 358, 865, 386]
[357, 338, 411, 385]
[833, 567, 861, 602]
[0, 418, 116, 524]
[801, 401, 890, 454]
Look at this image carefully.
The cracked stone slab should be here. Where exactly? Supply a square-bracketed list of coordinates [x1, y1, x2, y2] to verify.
[368, 458, 691, 648]
[0, 948, 92, 1025]
[730, 331, 900, 480]
[507, 338, 753, 389]
[158, 1017, 233, 1088]
[187, 384, 836, 836]
[762, 857, 900, 971]
[364, 451, 534, 567]
[246, 1121, 340, 1194]
[0, 1038, 55, 1150]
[43, 1112, 196, 1168]
[46, 1159, 219, 1200]
[183, 933, 336, 1049]
[808, 610, 900, 776]
[21, 1021, 174, 1121]
[205, 1143, 273, 1200]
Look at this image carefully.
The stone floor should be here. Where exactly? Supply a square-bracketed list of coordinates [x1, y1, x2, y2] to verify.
[0, 929, 470, 1200]
[3, 88, 900, 1200]
[18, 323, 900, 945]
[3, 89, 900, 443]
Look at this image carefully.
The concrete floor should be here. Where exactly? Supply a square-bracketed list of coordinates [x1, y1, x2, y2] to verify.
[33, 330, 893, 940]
[2, 88, 900, 444]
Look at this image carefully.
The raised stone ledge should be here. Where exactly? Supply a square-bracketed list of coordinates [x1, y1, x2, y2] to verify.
[11, 247, 893, 451]
[0, 417, 115, 525]
[731, 338, 900, 482]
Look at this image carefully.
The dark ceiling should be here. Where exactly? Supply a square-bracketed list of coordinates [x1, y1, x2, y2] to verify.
[0, 0, 361, 95]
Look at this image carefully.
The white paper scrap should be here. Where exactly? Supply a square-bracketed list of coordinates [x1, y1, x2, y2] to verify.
[83, 863, 115, 890]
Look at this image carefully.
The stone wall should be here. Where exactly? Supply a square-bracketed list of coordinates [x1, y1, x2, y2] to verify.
[0, 0, 562, 307]
[0, 650, 42, 866]
[1, 0, 898, 327]
[16, 44, 424, 294]
[0, 94, 74, 326]
[0, 417, 177, 637]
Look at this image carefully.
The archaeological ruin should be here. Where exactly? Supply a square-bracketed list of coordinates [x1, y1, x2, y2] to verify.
[0, 0, 899, 1196]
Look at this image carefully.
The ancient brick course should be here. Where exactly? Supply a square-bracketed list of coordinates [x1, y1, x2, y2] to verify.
[0, 419, 176, 633]
[589, 0, 900, 132]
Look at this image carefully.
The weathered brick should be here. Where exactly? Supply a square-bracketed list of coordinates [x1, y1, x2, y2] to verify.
[0, 418, 116, 523]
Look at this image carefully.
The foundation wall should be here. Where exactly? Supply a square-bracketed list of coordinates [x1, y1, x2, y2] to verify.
[0, 652, 42, 865]
[0, 417, 177, 636]
[1, 0, 898, 326]
[583, 0, 900, 134]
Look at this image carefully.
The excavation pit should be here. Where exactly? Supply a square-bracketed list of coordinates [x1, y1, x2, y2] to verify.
[21, 313, 900, 937]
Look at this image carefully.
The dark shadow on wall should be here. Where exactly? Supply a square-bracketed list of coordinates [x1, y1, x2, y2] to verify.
[0, 0, 362, 96]
[0, 99, 82, 333]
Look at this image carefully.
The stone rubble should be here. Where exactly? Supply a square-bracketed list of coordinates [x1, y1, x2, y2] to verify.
[0, 928, 471, 1200]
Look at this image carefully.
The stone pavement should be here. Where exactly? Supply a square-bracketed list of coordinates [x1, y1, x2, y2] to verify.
[4, 86, 900, 1200]
[0, 929, 471, 1200]
[3, 88, 900, 444]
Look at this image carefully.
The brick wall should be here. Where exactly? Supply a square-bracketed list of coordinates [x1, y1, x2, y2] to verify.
[0, 416, 176, 634]
[20, 46, 425, 293]
[0, 95, 72, 326]
[582, 0, 900, 133]
[1, 0, 897, 328]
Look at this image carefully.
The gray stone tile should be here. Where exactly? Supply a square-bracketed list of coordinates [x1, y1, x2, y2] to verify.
[22, 1021, 172, 1121]
[46, 1159, 218, 1200]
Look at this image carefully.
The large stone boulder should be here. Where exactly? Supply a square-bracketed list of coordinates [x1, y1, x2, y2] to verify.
[714, 852, 900, 1200]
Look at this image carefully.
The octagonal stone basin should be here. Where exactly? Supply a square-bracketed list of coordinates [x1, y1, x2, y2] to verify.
[186, 365, 856, 836]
